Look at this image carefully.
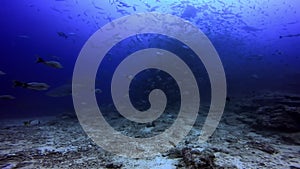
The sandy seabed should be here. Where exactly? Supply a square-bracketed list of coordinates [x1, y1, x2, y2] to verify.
[0, 92, 299, 169]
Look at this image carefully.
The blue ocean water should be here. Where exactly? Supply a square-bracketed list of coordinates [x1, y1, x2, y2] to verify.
[0, 0, 299, 119]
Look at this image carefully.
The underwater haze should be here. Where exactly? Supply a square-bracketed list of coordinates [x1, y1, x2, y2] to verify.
[0, 0, 299, 118]
[0, 0, 300, 168]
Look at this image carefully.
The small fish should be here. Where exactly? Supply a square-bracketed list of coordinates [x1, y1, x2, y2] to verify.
[150, 6, 159, 12]
[95, 88, 102, 94]
[109, 0, 115, 5]
[144, 2, 151, 8]
[57, 32, 68, 39]
[118, 1, 131, 7]
[0, 95, 15, 100]
[246, 54, 263, 61]
[13, 80, 50, 91]
[117, 9, 130, 15]
[46, 84, 102, 97]
[251, 74, 259, 79]
[68, 32, 77, 36]
[182, 45, 189, 49]
[0, 70, 6, 75]
[241, 25, 263, 32]
[279, 33, 300, 39]
[23, 120, 40, 126]
[127, 75, 134, 79]
[92, 1, 103, 10]
[17, 35, 30, 39]
[36, 56, 63, 69]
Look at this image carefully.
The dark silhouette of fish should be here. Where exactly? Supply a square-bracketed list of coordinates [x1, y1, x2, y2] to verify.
[0, 70, 5, 75]
[36, 56, 63, 69]
[46, 84, 102, 97]
[13, 80, 50, 91]
[57, 32, 68, 39]
[279, 33, 300, 39]
[0, 95, 15, 100]
[118, 1, 130, 7]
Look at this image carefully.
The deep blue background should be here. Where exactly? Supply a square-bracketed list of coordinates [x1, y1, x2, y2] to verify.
[0, 0, 299, 118]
